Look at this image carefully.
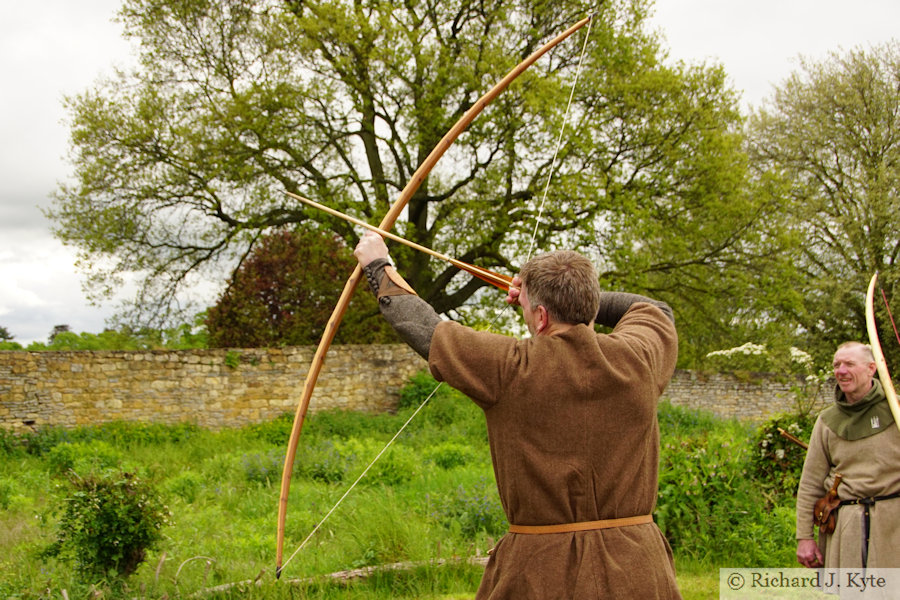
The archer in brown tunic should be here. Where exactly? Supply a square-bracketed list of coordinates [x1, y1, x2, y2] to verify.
[355, 231, 681, 599]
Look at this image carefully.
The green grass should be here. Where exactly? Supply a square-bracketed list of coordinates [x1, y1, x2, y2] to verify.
[676, 559, 722, 600]
[0, 373, 799, 599]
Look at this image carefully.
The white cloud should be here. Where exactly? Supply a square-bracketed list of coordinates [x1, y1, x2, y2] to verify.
[0, 236, 110, 344]
[0, 0, 133, 344]
[648, 0, 900, 109]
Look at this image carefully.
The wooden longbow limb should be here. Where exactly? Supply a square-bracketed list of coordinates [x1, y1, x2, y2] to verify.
[283, 191, 512, 292]
[275, 15, 593, 578]
[865, 272, 900, 434]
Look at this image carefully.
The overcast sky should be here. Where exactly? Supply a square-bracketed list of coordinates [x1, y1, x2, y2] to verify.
[1, 1, 898, 345]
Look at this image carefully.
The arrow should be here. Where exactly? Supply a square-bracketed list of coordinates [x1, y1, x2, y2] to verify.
[285, 190, 512, 292]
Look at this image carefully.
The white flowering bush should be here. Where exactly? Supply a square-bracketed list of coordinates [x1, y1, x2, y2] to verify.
[705, 343, 816, 376]
[704, 342, 828, 501]
[705, 342, 773, 372]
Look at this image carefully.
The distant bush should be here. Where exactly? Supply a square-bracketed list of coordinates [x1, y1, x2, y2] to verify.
[19, 421, 200, 458]
[297, 439, 347, 484]
[87, 421, 201, 446]
[20, 426, 73, 457]
[398, 370, 443, 410]
[0, 477, 16, 510]
[246, 412, 294, 445]
[337, 438, 420, 486]
[0, 428, 20, 456]
[424, 442, 477, 469]
[164, 471, 205, 503]
[658, 400, 723, 436]
[656, 429, 751, 558]
[305, 409, 401, 440]
[292, 436, 421, 486]
[46, 440, 124, 476]
[398, 371, 486, 443]
[655, 402, 797, 566]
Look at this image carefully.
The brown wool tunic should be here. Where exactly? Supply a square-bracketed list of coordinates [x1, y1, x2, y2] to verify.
[428, 303, 681, 599]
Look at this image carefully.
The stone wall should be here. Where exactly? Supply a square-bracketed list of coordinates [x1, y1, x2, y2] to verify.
[0, 345, 425, 433]
[0, 345, 829, 433]
[662, 369, 830, 420]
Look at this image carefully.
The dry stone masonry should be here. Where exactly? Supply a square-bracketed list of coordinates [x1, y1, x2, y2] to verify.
[0, 345, 830, 432]
[0, 345, 425, 433]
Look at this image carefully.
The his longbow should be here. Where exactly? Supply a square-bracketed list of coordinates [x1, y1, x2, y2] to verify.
[276, 15, 593, 578]
[864, 272, 900, 434]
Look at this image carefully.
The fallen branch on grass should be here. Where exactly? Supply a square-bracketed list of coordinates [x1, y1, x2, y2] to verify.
[191, 556, 491, 597]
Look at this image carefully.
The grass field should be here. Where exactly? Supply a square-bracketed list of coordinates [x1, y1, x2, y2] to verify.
[0, 372, 801, 599]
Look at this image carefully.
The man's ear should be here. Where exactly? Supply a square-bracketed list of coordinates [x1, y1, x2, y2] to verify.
[535, 305, 549, 334]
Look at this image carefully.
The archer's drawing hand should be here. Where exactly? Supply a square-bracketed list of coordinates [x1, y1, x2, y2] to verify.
[354, 231, 390, 267]
[505, 275, 523, 306]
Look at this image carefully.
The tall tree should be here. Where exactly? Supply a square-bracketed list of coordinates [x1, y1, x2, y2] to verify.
[747, 42, 900, 364]
[50, 0, 778, 365]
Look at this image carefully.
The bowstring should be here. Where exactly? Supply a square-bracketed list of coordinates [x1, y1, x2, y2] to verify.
[524, 14, 594, 263]
[279, 16, 594, 574]
[880, 285, 900, 347]
[279, 382, 441, 571]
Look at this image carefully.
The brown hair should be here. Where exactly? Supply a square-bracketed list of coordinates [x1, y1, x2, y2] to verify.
[519, 250, 601, 325]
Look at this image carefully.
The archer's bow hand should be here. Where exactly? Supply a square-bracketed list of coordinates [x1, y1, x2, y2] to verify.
[354, 231, 390, 267]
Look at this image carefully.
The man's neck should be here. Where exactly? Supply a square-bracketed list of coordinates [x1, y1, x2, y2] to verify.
[537, 321, 583, 337]
[845, 380, 874, 404]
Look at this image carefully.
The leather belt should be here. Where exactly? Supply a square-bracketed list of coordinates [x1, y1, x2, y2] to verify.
[508, 514, 652, 534]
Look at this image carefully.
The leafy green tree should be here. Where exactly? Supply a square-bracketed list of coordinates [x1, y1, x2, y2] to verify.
[49, 325, 71, 344]
[747, 42, 900, 366]
[24, 326, 207, 351]
[50, 0, 782, 365]
[205, 227, 396, 346]
[0, 326, 20, 350]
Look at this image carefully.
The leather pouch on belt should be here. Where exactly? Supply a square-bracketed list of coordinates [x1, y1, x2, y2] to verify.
[813, 474, 842, 535]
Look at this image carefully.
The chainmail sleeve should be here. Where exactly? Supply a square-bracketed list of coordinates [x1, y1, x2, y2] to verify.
[362, 258, 441, 360]
[595, 292, 675, 327]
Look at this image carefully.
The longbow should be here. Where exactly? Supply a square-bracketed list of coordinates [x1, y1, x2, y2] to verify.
[276, 15, 593, 578]
[864, 272, 900, 434]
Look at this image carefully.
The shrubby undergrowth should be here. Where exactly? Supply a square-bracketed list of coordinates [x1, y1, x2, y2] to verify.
[43, 471, 171, 581]
[1, 371, 806, 598]
[656, 401, 811, 566]
[750, 411, 816, 501]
